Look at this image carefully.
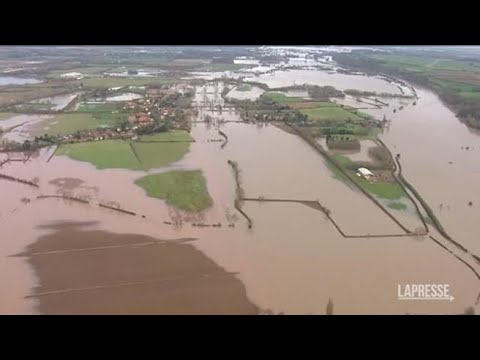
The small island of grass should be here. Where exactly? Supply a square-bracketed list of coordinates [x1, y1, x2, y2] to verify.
[135, 170, 212, 212]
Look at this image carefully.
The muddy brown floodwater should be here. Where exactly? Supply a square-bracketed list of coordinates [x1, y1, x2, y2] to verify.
[1, 76, 480, 314]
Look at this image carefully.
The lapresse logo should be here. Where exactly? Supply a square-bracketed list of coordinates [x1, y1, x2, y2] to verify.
[398, 284, 454, 301]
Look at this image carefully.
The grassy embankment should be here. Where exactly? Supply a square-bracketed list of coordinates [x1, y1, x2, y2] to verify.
[135, 170, 212, 212]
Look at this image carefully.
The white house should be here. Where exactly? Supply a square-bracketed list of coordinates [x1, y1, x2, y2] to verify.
[357, 167, 374, 180]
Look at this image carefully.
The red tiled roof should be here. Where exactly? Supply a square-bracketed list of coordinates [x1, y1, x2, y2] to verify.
[138, 116, 151, 123]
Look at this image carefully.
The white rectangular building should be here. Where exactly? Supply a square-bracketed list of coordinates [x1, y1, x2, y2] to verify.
[357, 167, 374, 180]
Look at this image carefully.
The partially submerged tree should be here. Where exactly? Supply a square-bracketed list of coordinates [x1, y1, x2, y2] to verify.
[326, 298, 334, 315]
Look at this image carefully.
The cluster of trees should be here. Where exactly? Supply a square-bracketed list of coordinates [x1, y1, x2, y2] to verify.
[307, 85, 345, 99]
[90, 88, 109, 99]
[34, 134, 57, 144]
[457, 105, 480, 127]
[135, 116, 172, 135]
[322, 126, 355, 135]
[154, 92, 193, 108]
[135, 122, 169, 135]
[1, 138, 47, 152]
[368, 146, 392, 167]
[344, 88, 413, 99]
[325, 135, 360, 150]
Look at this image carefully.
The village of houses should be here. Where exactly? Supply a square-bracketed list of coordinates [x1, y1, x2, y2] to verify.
[43, 84, 195, 146]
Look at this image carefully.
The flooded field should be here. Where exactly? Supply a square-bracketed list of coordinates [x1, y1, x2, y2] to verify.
[105, 92, 144, 102]
[2, 110, 478, 314]
[30, 93, 81, 110]
[2, 55, 480, 314]
[244, 69, 404, 94]
[0, 114, 53, 142]
[226, 85, 265, 100]
[0, 76, 41, 86]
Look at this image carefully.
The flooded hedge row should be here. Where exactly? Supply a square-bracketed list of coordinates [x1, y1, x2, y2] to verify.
[227, 160, 252, 229]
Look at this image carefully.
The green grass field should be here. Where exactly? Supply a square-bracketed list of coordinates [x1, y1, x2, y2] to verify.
[331, 154, 406, 200]
[57, 131, 192, 170]
[372, 54, 434, 70]
[371, 54, 480, 100]
[288, 101, 334, 109]
[135, 170, 212, 212]
[431, 78, 477, 92]
[131, 141, 191, 169]
[263, 92, 304, 102]
[56, 140, 141, 170]
[0, 113, 14, 121]
[354, 173, 406, 200]
[34, 112, 123, 136]
[138, 130, 193, 142]
[79, 76, 174, 89]
[431, 78, 480, 100]
[300, 106, 363, 121]
[372, 54, 480, 76]
[459, 91, 480, 99]
[431, 59, 480, 72]
[332, 154, 353, 167]
[75, 102, 120, 113]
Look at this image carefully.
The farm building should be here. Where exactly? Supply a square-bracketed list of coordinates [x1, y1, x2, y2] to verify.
[357, 167, 374, 180]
